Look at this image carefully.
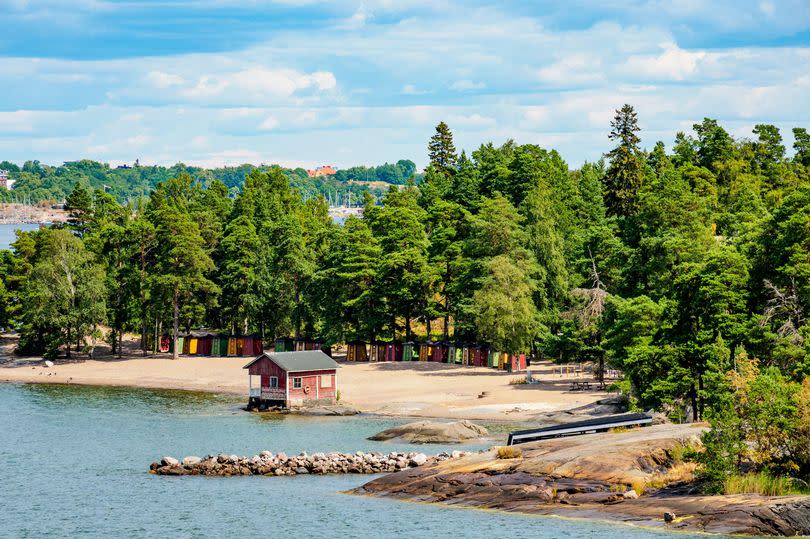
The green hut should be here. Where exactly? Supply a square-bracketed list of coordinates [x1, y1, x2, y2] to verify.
[402, 342, 415, 362]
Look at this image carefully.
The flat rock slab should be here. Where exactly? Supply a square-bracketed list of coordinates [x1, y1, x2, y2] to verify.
[369, 420, 489, 444]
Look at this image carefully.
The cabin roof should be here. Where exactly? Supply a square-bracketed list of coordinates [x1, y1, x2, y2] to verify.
[243, 351, 339, 372]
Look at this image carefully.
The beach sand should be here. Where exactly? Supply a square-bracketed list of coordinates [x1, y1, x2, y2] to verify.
[1, 356, 606, 421]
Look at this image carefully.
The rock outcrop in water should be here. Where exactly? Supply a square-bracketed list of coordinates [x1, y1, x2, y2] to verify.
[369, 420, 489, 444]
[150, 450, 468, 476]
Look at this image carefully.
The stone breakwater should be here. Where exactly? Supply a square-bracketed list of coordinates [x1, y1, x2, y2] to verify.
[150, 450, 469, 476]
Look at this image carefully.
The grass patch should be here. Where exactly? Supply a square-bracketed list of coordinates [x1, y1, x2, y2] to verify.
[608, 425, 640, 434]
[723, 472, 800, 496]
[609, 483, 627, 493]
[496, 446, 522, 459]
[630, 479, 647, 496]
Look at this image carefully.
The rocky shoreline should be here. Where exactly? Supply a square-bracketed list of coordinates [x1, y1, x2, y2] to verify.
[150, 450, 468, 476]
[352, 424, 810, 536]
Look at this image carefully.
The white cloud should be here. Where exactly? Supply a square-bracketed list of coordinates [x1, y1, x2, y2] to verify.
[340, 4, 373, 29]
[259, 115, 280, 130]
[450, 79, 485, 91]
[401, 84, 428, 95]
[537, 53, 604, 85]
[759, 1, 776, 16]
[146, 70, 185, 88]
[447, 113, 496, 128]
[623, 42, 707, 81]
[126, 134, 151, 147]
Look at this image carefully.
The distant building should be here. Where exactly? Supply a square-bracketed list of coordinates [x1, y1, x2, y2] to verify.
[0, 170, 13, 190]
[306, 165, 337, 178]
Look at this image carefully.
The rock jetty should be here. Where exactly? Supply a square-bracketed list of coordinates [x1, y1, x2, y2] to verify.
[150, 450, 467, 476]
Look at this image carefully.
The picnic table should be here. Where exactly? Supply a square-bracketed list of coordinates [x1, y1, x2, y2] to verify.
[569, 381, 591, 391]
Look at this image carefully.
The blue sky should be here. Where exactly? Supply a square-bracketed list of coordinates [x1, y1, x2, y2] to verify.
[1, 0, 809, 170]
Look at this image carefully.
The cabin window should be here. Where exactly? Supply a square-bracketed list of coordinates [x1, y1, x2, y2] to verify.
[320, 375, 332, 388]
[269, 376, 278, 389]
[292, 377, 302, 389]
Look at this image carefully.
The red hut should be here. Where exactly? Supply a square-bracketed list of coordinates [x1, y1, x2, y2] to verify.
[198, 334, 213, 356]
[472, 345, 488, 367]
[431, 342, 449, 363]
[252, 336, 264, 356]
[507, 353, 527, 372]
[384, 342, 403, 362]
[244, 351, 339, 409]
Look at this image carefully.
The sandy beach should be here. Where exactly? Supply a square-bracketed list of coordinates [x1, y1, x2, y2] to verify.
[0, 355, 606, 421]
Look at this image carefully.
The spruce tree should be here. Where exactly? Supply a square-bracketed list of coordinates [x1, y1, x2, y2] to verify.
[792, 128, 810, 166]
[603, 104, 643, 219]
[428, 121, 458, 173]
[65, 184, 94, 237]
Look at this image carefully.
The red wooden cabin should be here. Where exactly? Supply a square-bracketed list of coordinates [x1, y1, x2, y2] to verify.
[384, 342, 403, 362]
[431, 342, 448, 363]
[244, 351, 339, 409]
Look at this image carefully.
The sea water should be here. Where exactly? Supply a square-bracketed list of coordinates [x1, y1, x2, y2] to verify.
[0, 384, 731, 538]
[0, 223, 40, 250]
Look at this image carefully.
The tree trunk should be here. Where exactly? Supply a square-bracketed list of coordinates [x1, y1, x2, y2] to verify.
[698, 373, 705, 420]
[690, 381, 698, 422]
[66, 326, 71, 359]
[154, 317, 160, 356]
[443, 284, 450, 340]
[140, 244, 148, 356]
[426, 317, 432, 341]
[294, 277, 301, 339]
[172, 289, 180, 360]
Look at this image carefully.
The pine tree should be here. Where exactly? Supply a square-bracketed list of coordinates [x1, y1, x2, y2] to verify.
[150, 203, 217, 360]
[65, 184, 94, 237]
[792, 128, 810, 167]
[428, 121, 458, 173]
[604, 104, 644, 219]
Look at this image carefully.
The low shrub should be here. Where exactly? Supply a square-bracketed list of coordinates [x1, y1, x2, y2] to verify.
[496, 446, 522, 459]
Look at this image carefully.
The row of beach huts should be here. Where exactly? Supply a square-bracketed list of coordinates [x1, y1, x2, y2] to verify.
[341, 340, 528, 372]
[160, 333, 528, 372]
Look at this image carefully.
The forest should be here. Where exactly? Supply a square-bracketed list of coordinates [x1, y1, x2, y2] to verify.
[0, 158, 418, 205]
[0, 109, 808, 492]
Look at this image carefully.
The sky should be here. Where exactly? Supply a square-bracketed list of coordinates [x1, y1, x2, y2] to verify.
[1, 0, 809, 170]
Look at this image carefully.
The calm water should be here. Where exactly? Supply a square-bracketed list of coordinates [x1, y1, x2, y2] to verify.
[0, 384, 726, 538]
[0, 223, 40, 250]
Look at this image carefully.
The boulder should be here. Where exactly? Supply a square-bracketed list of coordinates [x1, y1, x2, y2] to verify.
[161, 456, 179, 466]
[623, 489, 639, 499]
[182, 456, 202, 466]
[369, 420, 489, 444]
[410, 453, 428, 466]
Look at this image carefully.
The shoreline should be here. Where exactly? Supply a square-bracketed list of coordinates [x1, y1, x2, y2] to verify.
[0, 355, 608, 422]
[353, 425, 810, 536]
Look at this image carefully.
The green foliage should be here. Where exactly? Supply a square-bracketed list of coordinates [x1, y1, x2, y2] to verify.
[697, 356, 809, 491]
[18, 229, 106, 358]
[604, 104, 644, 219]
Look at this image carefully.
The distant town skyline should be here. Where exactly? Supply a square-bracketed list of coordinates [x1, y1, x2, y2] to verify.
[1, 0, 809, 169]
